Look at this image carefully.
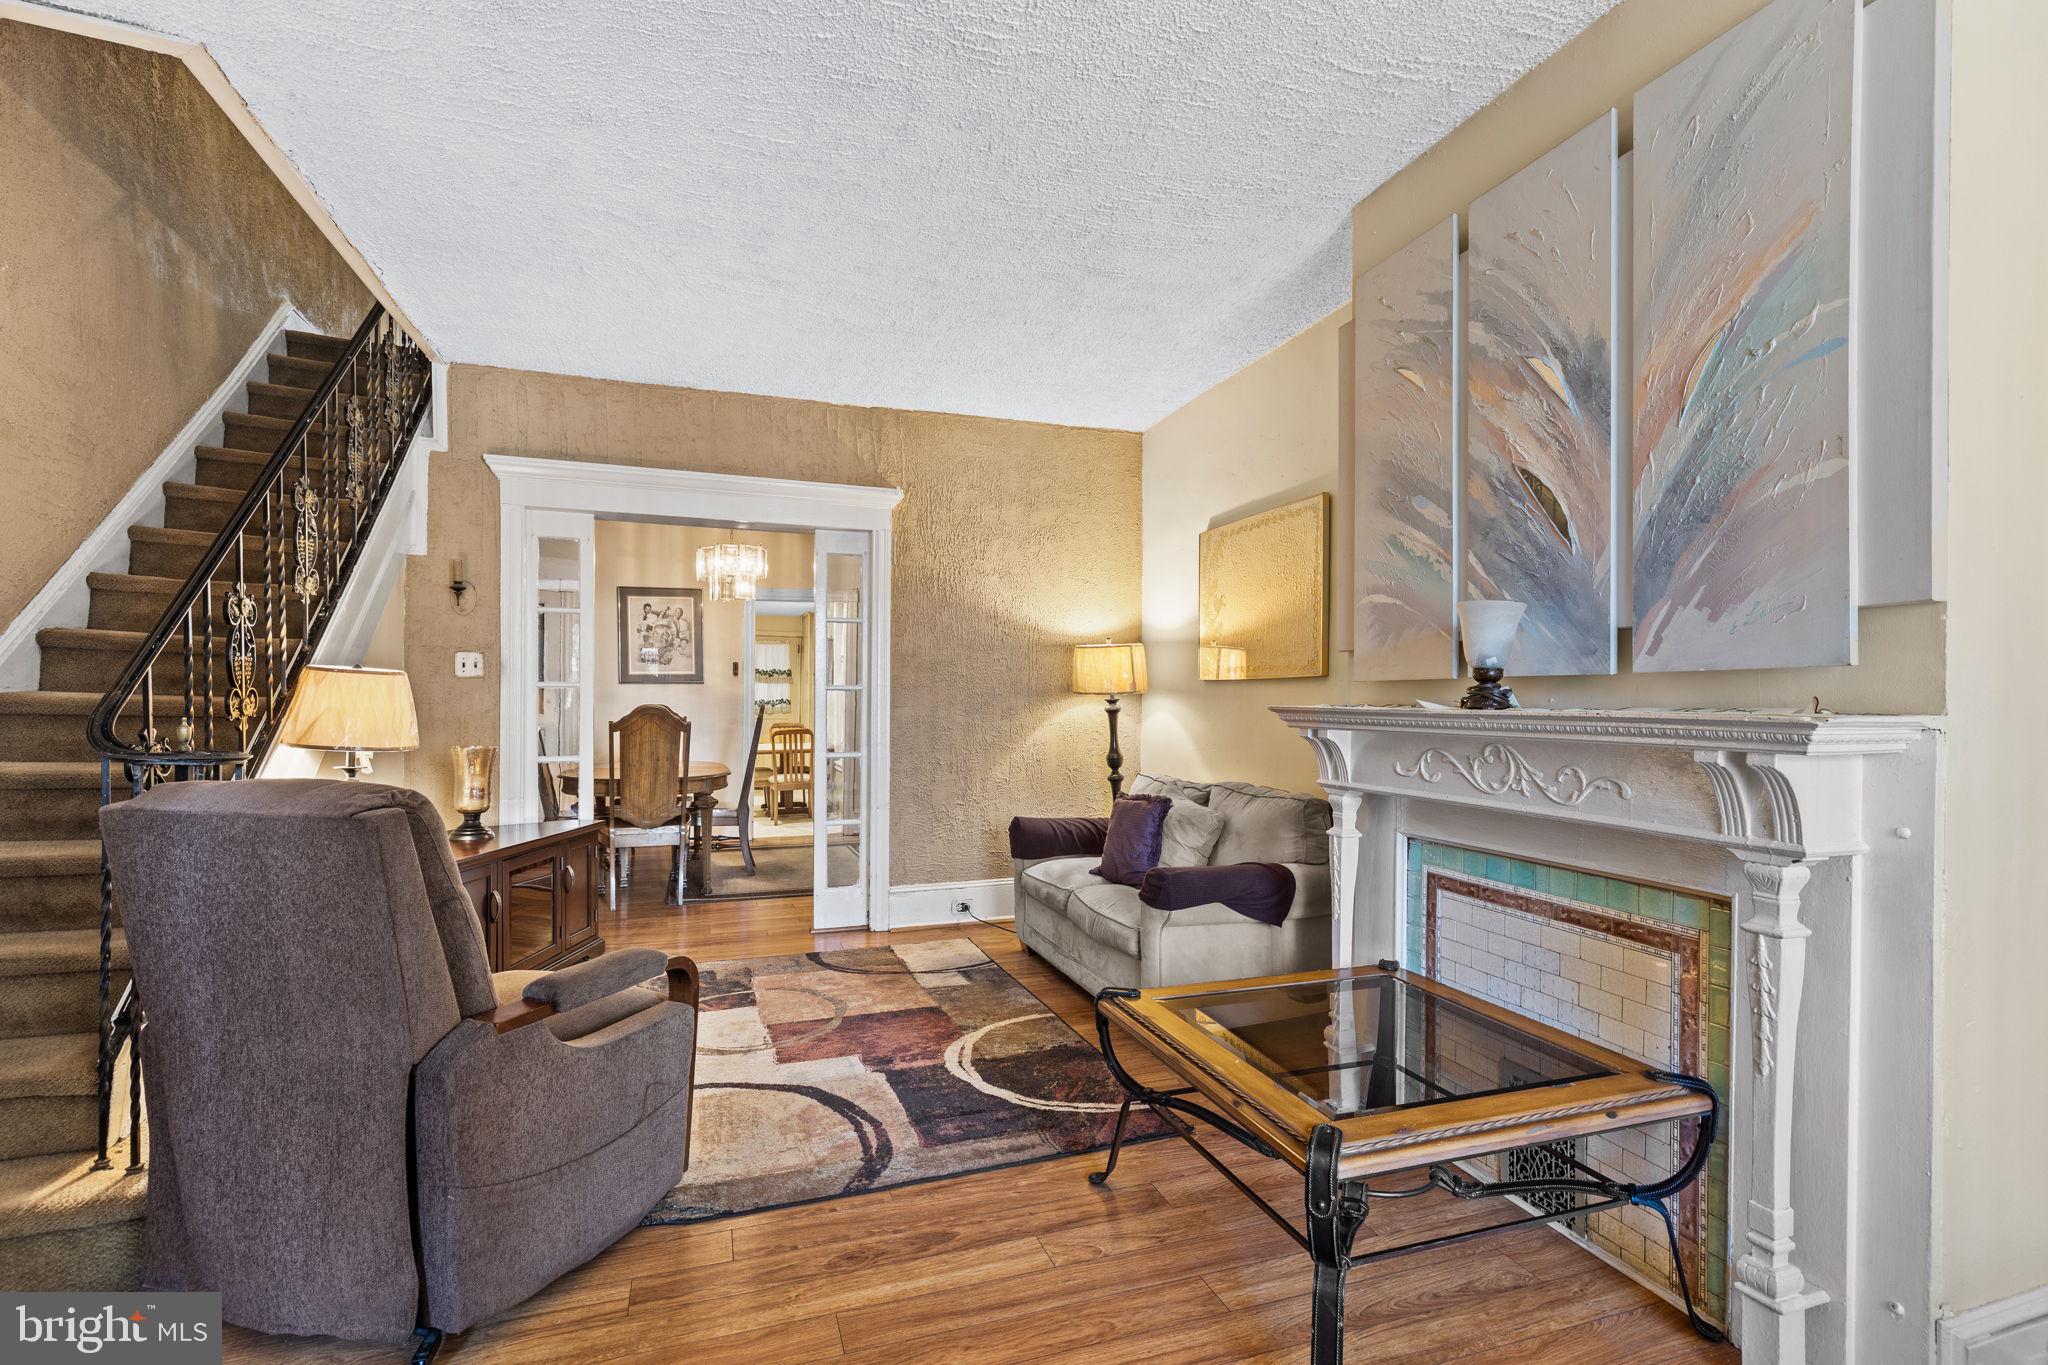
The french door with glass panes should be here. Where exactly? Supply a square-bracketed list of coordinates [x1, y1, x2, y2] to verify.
[812, 530, 874, 928]
[521, 510, 595, 824]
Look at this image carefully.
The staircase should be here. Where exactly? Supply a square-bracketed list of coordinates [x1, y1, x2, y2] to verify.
[0, 317, 425, 1290]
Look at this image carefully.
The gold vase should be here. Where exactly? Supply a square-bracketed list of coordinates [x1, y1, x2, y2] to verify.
[449, 745, 497, 840]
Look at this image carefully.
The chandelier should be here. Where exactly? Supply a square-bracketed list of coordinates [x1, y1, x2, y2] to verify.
[696, 533, 769, 601]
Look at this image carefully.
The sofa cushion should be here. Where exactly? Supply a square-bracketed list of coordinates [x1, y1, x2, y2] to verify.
[1093, 794, 1171, 887]
[1063, 879, 1149, 958]
[1129, 773, 1211, 806]
[1209, 782, 1333, 866]
[1019, 856, 1105, 915]
[1159, 800, 1227, 868]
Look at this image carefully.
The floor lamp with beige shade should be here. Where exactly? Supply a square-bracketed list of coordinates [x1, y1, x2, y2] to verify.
[1072, 641, 1147, 803]
[277, 665, 420, 780]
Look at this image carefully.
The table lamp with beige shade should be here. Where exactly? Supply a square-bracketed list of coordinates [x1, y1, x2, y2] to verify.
[277, 665, 419, 780]
[1071, 640, 1147, 801]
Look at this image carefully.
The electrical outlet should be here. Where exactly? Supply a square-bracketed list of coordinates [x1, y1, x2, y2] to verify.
[956, 900, 972, 917]
[454, 651, 485, 678]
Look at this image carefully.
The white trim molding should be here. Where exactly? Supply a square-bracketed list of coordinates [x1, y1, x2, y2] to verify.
[1939, 1286, 2048, 1365]
[889, 878, 1014, 930]
[0, 302, 309, 691]
[482, 455, 903, 531]
[1276, 704, 1944, 1365]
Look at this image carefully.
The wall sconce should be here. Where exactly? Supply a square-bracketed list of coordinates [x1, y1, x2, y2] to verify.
[449, 555, 477, 616]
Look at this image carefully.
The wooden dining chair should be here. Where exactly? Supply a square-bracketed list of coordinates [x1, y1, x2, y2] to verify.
[711, 702, 769, 874]
[602, 704, 690, 910]
[764, 724, 813, 824]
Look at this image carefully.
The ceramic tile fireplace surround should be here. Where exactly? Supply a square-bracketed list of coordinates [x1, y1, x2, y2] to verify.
[1275, 704, 1941, 1365]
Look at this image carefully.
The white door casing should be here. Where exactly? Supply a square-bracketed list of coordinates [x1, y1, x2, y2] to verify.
[486, 456, 899, 928]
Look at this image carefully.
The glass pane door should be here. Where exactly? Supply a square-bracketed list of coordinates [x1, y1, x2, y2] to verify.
[813, 530, 870, 928]
[521, 512, 596, 823]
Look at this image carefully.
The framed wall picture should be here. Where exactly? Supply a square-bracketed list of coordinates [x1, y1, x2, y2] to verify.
[1198, 493, 1330, 680]
[617, 586, 704, 684]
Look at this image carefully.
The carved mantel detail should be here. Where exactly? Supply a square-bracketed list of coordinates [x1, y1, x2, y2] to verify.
[1394, 741, 1633, 808]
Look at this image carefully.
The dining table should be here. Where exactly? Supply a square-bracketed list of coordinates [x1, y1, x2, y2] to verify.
[561, 760, 731, 899]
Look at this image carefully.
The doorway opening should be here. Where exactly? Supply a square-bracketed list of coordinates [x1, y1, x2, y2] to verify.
[492, 456, 899, 932]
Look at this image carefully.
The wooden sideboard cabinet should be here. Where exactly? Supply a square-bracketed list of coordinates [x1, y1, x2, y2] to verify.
[450, 821, 604, 972]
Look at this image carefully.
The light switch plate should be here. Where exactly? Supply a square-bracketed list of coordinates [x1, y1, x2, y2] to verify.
[454, 651, 484, 678]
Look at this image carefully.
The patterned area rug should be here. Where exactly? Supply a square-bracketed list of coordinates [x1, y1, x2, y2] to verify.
[643, 939, 1160, 1224]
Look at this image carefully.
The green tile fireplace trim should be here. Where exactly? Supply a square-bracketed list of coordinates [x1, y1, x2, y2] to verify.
[1405, 837, 1734, 1326]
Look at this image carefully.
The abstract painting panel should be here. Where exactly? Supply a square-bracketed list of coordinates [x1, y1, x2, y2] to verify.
[1465, 111, 1619, 676]
[1352, 217, 1460, 681]
[1632, 0, 1856, 672]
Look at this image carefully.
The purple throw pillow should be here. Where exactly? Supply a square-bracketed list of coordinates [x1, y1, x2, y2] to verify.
[1092, 795, 1172, 887]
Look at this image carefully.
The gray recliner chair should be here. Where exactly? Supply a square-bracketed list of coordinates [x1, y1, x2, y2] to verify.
[100, 780, 698, 1358]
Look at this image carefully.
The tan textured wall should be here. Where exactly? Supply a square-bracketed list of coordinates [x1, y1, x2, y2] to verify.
[407, 364, 1141, 885]
[1938, 0, 2048, 1318]
[1140, 0, 1948, 794]
[0, 19, 369, 630]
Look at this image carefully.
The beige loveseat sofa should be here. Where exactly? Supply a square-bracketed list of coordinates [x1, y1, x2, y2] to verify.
[1010, 774, 1334, 995]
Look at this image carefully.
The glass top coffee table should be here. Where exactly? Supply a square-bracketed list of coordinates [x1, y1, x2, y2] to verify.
[1091, 963, 1721, 1365]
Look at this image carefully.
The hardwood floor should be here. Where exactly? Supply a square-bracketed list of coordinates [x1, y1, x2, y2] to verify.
[225, 884, 1739, 1364]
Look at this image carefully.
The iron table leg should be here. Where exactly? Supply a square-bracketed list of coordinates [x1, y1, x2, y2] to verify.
[1090, 1095, 1133, 1187]
[1306, 1124, 1367, 1365]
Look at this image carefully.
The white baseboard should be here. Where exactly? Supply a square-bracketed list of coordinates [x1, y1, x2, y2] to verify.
[888, 877, 1015, 930]
[0, 302, 309, 691]
[1939, 1285, 2048, 1364]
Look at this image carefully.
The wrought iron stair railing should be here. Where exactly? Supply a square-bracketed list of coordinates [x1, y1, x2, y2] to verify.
[85, 304, 431, 1170]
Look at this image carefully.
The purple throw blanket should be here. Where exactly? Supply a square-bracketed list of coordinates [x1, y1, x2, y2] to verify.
[1138, 862, 1297, 926]
[1007, 815, 1108, 861]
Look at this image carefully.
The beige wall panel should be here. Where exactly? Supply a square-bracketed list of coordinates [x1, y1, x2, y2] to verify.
[1939, 0, 2048, 1318]
[0, 19, 369, 628]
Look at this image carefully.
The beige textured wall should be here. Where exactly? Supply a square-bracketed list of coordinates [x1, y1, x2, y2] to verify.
[407, 365, 1141, 885]
[0, 19, 370, 629]
[1938, 0, 2048, 1318]
[1140, 0, 1948, 794]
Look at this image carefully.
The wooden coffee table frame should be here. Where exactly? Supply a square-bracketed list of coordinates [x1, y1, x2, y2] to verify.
[1090, 962, 1722, 1365]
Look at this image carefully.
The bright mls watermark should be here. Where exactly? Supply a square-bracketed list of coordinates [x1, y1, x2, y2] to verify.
[5, 1293, 219, 1362]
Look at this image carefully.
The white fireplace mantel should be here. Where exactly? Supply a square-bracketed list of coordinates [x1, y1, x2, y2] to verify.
[1274, 704, 1943, 1365]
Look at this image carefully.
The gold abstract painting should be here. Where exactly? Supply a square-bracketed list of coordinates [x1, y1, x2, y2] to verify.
[1198, 493, 1329, 680]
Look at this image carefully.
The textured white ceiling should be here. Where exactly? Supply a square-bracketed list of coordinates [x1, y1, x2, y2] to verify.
[79, 0, 1613, 430]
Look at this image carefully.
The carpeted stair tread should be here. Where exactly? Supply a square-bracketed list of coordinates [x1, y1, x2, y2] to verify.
[0, 762, 106, 789]
[283, 328, 349, 360]
[0, 1033, 97, 1100]
[0, 840, 103, 879]
[86, 572, 186, 594]
[244, 381, 321, 418]
[0, 1146, 145, 1241]
[0, 930, 127, 975]
[192, 444, 330, 471]
[0, 692, 206, 715]
[34, 626, 149, 652]
[162, 480, 260, 507]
